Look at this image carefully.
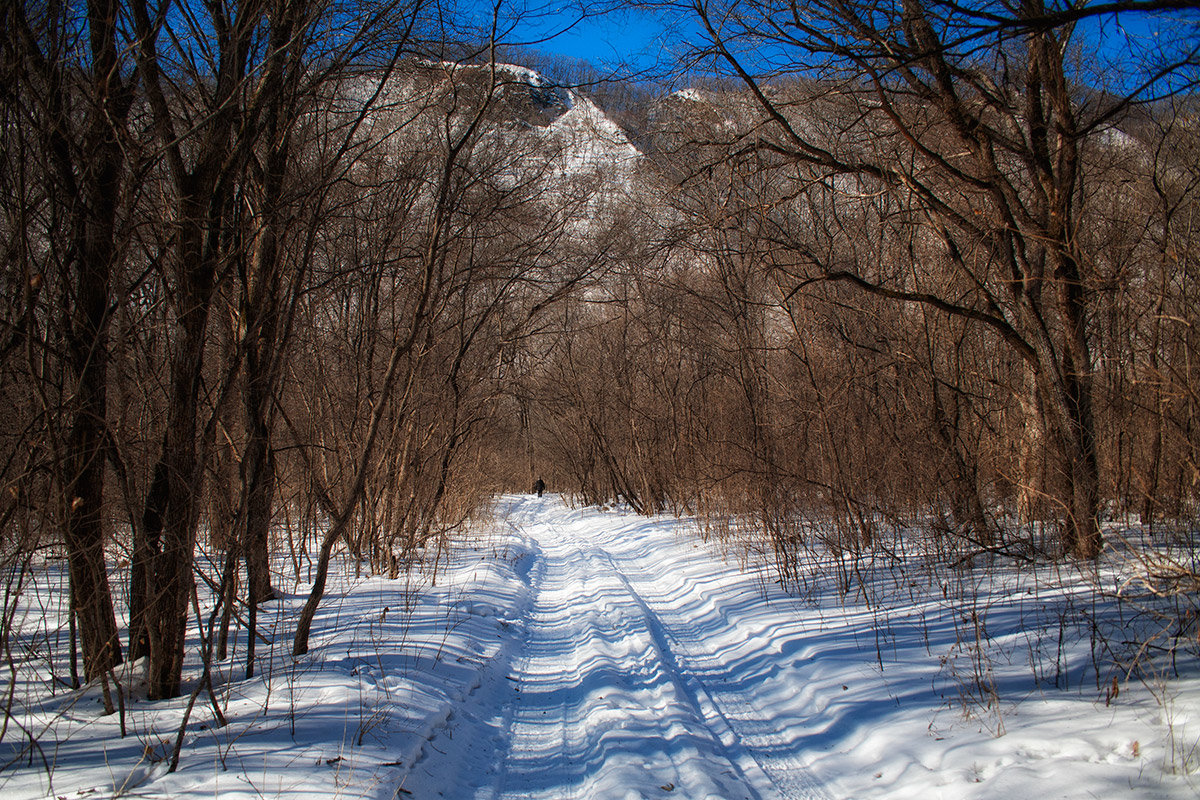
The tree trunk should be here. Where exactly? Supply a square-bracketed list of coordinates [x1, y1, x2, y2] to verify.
[59, 0, 132, 680]
[1016, 367, 1047, 526]
[241, 279, 280, 606]
[1057, 254, 1102, 559]
[241, 426, 278, 605]
[236, 3, 298, 608]
[63, 212, 123, 682]
[129, 460, 165, 664]
[143, 211, 218, 700]
[10, 0, 133, 684]
[239, 176, 287, 607]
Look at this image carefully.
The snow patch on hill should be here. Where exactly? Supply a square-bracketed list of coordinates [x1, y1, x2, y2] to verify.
[546, 91, 641, 177]
[672, 87, 708, 103]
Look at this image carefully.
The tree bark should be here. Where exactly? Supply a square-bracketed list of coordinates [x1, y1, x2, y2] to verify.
[144, 214, 218, 699]
[14, 0, 136, 680]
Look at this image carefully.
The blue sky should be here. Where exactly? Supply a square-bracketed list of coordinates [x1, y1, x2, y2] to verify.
[507, 9, 669, 66]
[466, 2, 698, 74]
[465, 1, 1197, 94]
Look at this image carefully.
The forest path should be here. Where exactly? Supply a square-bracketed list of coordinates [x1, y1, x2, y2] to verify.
[447, 495, 832, 800]
[9, 496, 1176, 800]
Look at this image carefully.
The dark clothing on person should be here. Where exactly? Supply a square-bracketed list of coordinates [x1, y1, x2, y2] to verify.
[533, 478, 545, 497]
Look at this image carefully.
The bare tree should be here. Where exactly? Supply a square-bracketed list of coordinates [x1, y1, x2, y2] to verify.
[3, 0, 137, 681]
[676, 0, 1200, 558]
[290, 58, 577, 654]
[125, 0, 425, 698]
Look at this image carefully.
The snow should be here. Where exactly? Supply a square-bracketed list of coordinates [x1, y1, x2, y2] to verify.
[2, 497, 1197, 799]
[672, 88, 708, 103]
[494, 63, 556, 91]
[543, 92, 641, 178]
[1097, 125, 1143, 152]
[489, 62, 641, 177]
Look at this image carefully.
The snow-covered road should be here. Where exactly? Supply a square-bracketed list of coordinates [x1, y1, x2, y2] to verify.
[402, 495, 830, 799]
[398, 497, 1193, 800]
[488, 496, 828, 800]
[5, 495, 1192, 800]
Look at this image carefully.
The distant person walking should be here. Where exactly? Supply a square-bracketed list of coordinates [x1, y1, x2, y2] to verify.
[533, 477, 545, 498]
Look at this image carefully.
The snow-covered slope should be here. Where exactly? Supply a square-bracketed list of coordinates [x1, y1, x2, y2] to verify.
[333, 60, 642, 181]
[3, 497, 1196, 799]
[493, 65, 643, 225]
[420, 61, 646, 228]
[543, 90, 641, 174]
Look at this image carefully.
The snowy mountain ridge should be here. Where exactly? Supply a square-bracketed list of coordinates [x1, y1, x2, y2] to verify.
[486, 61, 643, 177]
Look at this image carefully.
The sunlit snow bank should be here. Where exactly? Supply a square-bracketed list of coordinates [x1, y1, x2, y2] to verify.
[1, 498, 1197, 799]
[0, 522, 538, 800]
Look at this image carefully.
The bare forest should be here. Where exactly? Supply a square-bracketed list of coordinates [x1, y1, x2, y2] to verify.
[1, 0, 1199, 782]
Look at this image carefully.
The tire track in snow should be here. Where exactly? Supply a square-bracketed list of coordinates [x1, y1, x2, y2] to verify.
[495, 500, 765, 800]
[596, 549, 792, 800]
[394, 499, 544, 800]
[606, 529, 834, 800]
